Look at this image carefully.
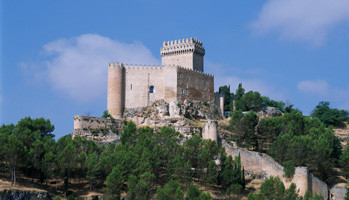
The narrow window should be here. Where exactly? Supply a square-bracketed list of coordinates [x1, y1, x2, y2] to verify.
[149, 86, 154, 93]
[131, 84, 132, 90]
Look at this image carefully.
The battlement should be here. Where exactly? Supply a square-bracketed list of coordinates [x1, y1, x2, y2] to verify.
[160, 37, 205, 56]
[108, 62, 163, 70]
[177, 65, 213, 77]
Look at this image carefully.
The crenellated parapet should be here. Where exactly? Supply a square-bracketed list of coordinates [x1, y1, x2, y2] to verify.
[177, 65, 213, 77]
[160, 38, 205, 56]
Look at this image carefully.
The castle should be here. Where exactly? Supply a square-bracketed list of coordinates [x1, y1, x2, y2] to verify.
[107, 38, 215, 119]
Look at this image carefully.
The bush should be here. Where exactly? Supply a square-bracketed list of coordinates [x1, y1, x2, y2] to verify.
[54, 196, 61, 200]
[226, 183, 243, 195]
[283, 161, 295, 178]
[311, 101, 349, 128]
[67, 195, 75, 200]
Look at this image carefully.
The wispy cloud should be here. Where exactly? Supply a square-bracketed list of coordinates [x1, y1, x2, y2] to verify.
[252, 0, 349, 45]
[26, 34, 160, 102]
[297, 80, 330, 96]
[298, 79, 349, 110]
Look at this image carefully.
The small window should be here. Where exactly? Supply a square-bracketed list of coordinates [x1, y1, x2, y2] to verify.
[149, 86, 154, 93]
[131, 84, 132, 90]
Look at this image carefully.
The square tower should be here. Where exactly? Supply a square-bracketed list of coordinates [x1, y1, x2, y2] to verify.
[160, 38, 205, 72]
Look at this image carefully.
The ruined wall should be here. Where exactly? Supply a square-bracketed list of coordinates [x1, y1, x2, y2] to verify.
[222, 141, 329, 199]
[177, 66, 214, 103]
[310, 174, 328, 198]
[73, 115, 123, 144]
[330, 187, 347, 200]
[124, 65, 164, 108]
[73, 115, 123, 130]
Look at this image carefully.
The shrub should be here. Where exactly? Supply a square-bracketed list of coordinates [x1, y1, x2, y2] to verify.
[283, 161, 295, 178]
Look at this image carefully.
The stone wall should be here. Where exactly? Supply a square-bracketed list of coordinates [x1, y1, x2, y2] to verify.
[222, 141, 329, 199]
[125, 65, 165, 108]
[330, 187, 347, 200]
[177, 66, 214, 103]
[161, 38, 205, 72]
[310, 174, 328, 199]
[73, 115, 123, 130]
[202, 120, 217, 141]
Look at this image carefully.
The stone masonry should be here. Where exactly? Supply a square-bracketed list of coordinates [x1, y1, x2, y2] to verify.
[107, 38, 215, 119]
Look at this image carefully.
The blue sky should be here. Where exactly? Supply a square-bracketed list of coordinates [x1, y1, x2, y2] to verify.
[2, 0, 349, 138]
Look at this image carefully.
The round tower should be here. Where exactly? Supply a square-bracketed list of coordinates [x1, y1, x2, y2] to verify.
[107, 62, 125, 119]
[202, 120, 218, 142]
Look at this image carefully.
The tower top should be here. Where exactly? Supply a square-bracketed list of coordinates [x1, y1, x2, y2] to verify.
[160, 38, 205, 56]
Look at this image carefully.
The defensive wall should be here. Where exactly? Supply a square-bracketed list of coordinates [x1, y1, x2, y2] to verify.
[177, 66, 214, 103]
[161, 38, 205, 72]
[108, 62, 215, 117]
[73, 115, 123, 130]
[222, 141, 330, 199]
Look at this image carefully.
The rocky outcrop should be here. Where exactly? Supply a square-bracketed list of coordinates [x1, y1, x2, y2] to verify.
[0, 190, 51, 200]
[256, 106, 282, 118]
[73, 115, 123, 144]
[124, 100, 221, 122]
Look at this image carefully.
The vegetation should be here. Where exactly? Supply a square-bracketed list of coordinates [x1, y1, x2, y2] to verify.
[311, 101, 349, 128]
[219, 84, 287, 113]
[247, 176, 298, 200]
[0, 118, 245, 199]
[229, 108, 342, 180]
[283, 161, 295, 178]
[247, 176, 324, 200]
[340, 140, 349, 179]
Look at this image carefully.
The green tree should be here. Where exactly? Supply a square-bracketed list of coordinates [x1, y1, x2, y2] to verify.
[283, 161, 295, 178]
[127, 175, 152, 200]
[240, 111, 259, 149]
[229, 110, 243, 133]
[219, 85, 232, 112]
[311, 101, 349, 128]
[206, 160, 218, 186]
[249, 176, 298, 200]
[156, 180, 183, 200]
[261, 96, 286, 112]
[239, 91, 263, 111]
[234, 83, 245, 111]
[86, 152, 100, 191]
[105, 165, 125, 200]
[3, 134, 27, 186]
[226, 183, 243, 197]
[185, 184, 201, 200]
[340, 142, 349, 178]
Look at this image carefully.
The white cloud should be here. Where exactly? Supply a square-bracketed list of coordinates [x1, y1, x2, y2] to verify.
[206, 60, 286, 101]
[35, 34, 160, 101]
[298, 79, 349, 110]
[252, 0, 349, 45]
[297, 80, 330, 96]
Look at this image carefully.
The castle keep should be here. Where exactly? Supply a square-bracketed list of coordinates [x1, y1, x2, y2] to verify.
[107, 38, 214, 118]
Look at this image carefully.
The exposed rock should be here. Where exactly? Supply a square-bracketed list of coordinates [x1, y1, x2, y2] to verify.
[256, 106, 282, 118]
[123, 100, 220, 121]
[169, 101, 181, 117]
[0, 190, 51, 200]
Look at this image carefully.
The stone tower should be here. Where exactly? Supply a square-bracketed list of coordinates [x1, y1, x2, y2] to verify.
[160, 38, 205, 72]
[107, 62, 125, 119]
